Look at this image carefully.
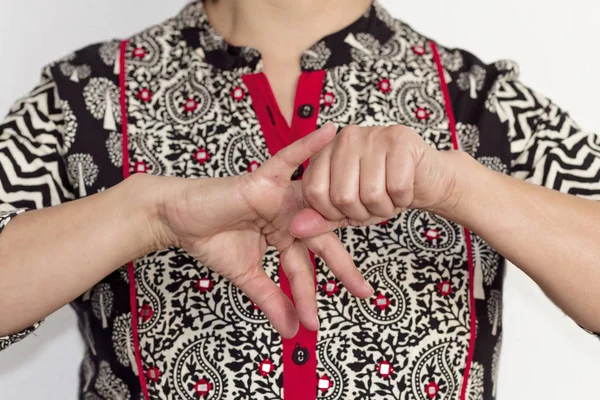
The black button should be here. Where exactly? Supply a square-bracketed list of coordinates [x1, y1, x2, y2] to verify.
[291, 164, 304, 181]
[292, 343, 309, 365]
[298, 104, 314, 119]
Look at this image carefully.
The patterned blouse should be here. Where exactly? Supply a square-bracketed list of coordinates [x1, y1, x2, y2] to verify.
[1, 2, 598, 400]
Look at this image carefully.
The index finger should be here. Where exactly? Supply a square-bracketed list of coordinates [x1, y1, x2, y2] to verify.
[259, 123, 337, 183]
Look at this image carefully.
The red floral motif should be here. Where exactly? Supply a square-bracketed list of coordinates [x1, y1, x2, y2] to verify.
[258, 359, 274, 377]
[132, 47, 147, 59]
[137, 88, 152, 102]
[139, 303, 154, 323]
[377, 360, 393, 378]
[194, 378, 212, 396]
[378, 78, 391, 93]
[412, 45, 426, 55]
[317, 375, 333, 392]
[231, 86, 246, 101]
[322, 280, 339, 297]
[437, 281, 453, 296]
[425, 381, 439, 398]
[183, 98, 198, 112]
[146, 366, 161, 383]
[196, 278, 213, 292]
[194, 148, 210, 164]
[415, 107, 431, 121]
[322, 92, 335, 107]
[248, 160, 261, 173]
[372, 293, 391, 311]
[424, 228, 440, 241]
[134, 161, 149, 174]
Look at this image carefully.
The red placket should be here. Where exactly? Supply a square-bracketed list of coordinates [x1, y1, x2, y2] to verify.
[243, 69, 326, 400]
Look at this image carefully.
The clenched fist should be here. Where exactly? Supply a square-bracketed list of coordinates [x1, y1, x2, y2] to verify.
[290, 124, 458, 239]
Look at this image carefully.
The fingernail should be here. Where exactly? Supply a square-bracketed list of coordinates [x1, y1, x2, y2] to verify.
[314, 314, 320, 330]
[322, 122, 336, 133]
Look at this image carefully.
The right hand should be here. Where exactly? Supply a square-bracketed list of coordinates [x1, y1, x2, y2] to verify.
[155, 123, 373, 338]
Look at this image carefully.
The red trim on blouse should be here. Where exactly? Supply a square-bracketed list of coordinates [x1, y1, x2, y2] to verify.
[244, 69, 326, 400]
[119, 40, 131, 180]
[120, 39, 151, 400]
[430, 40, 477, 400]
[430, 42, 460, 152]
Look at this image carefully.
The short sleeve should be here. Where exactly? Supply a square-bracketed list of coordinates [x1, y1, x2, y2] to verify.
[0, 66, 75, 349]
[495, 81, 600, 338]
[441, 45, 600, 338]
[441, 45, 600, 198]
[502, 87, 600, 338]
[0, 65, 74, 212]
[493, 80, 600, 199]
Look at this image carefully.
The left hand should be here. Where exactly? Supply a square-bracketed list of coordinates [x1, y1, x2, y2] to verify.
[290, 124, 460, 238]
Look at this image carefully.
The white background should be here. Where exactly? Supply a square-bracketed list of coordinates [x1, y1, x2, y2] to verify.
[1, 1, 599, 399]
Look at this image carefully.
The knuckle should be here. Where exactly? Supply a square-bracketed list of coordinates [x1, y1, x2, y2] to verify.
[260, 289, 281, 306]
[392, 189, 414, 208]
[387, 182, 407, 198]
[386, 125, 416, 140]
[331, 192, 356, 207]
[284, 267, 305, 284]
[382, 128, 401, 145]
[360, 188, 385, 206]
[303, 183, 328, 203]
[337, 126, 361, 141]
[232, 267, 260, 292]
[307, 238, 326, 256]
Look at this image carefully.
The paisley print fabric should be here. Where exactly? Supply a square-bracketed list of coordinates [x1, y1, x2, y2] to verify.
[1, 2, 599, 400]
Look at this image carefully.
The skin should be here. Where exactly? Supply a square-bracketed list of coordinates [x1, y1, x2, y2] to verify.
[290, 126, 600, 334]
[1, 0, 600, 339]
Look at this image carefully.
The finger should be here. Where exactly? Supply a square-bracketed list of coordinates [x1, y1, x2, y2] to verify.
[304, 232, 373, 299]
[261, 123, 337, 183]
[386, 146, 416, 209]
[280, 241, 319, 331]
[289, 208, 384, 238]
[302, 146, 346, 221]
[329, 135, 371, 221]
[236, 266, 299, 338]
[360, 151, 396, 218]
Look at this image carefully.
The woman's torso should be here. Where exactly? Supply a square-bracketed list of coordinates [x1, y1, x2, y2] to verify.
[57, 2, 510, 399]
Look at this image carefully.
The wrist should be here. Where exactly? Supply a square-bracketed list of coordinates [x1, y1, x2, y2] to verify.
[119, 173, 178, 252]
[427, 150, 480, 222]
[150, 173, 255, 252]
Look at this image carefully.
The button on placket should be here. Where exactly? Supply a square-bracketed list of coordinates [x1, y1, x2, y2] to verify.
[298, 104, 314, 118]
[292, 343, 309, 365]
[244, 69, 326, 400]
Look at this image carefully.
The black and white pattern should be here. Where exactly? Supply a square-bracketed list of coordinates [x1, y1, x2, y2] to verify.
[1, 2, 599, 400]
[0, 67, 74, 213]
[0, 320, 40, 351]
[0, 209, 25, 231]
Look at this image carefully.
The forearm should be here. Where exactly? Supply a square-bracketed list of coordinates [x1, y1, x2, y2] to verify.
[438, 151, 600, 331]
[0, 174, 169, 336]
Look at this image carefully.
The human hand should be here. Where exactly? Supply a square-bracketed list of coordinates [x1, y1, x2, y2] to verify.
[289, 124, 459, 239]
[157, 123, 373, 338]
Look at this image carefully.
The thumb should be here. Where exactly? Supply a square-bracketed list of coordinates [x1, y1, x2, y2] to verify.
[260, 123, 336, 182]
[289, 208, 389, 238]
[289, 208, 340, 238]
